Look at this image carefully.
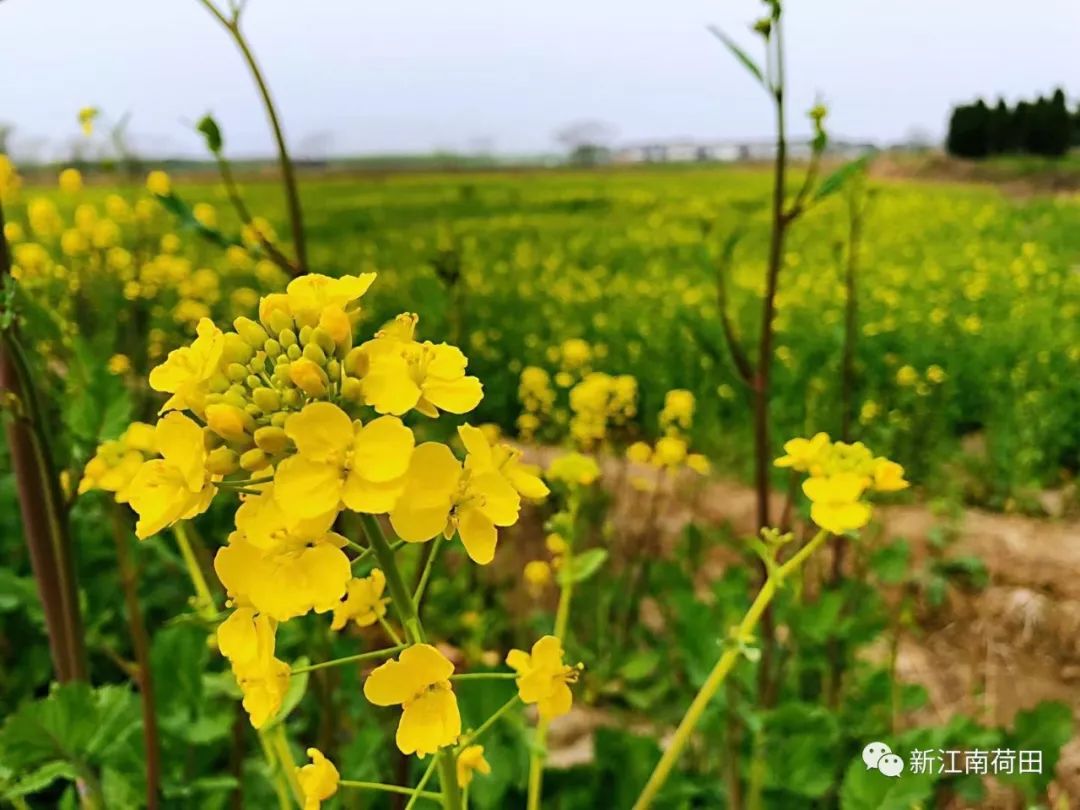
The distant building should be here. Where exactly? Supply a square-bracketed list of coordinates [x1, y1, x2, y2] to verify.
[611, 138, 876, 165]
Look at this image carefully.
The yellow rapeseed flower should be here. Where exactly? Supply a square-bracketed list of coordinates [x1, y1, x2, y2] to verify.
[774, 432, 830, 472]
[126, 412, 216, 538]
[274, 401, 414, 518]
[330, 569, 389, 630]
[363, 644, 461, 757]
[506, 635, 580, 720]
[146, 170, 171, 196]
[148, 317, 225, 415]
[801, 473, 871, 535]
[545, 452, 601, 486]
[297, 748, 340, 810]
[456, 744, 491, 787]
[58, 168, 83, 194]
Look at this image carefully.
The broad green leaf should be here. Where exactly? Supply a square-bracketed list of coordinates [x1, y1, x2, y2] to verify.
[762, 703, 839, 798]
[869, 539, 911, 585]
[618, 650, 662, 682]
[706, 26, 766, 87]
[561, 548, 609, 584]
[2, 761, 76, 799]
[814, 155, 872, 201]
[1000, 700, 1073, 799]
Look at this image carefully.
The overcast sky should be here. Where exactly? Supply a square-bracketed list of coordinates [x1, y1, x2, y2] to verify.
[2, 0, 1078, 159]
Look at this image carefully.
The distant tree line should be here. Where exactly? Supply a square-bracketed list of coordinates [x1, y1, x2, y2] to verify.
[946, 89, 1077, 159]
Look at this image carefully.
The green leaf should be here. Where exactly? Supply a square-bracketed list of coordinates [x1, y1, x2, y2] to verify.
[1000, 700, 1073, 799]
[839, 755, 936, 810]
[618, 650, 662, 682]
[0, 683, 138, 773]
[2, 761, 76, 799]
[196, 114, 224, 154]
[869, 539, 910, 585]
[562, 548, 608, 584]
[814, 155, 871, 201]
[761, 703, 839, 798]
[706, 26, 766, 87]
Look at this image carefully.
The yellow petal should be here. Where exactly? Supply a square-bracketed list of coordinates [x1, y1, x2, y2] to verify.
[362, 355, 422, 415]
[457, 424, 493, 469]
[351, 416, 414, 483]
[397, 686, 461, 757]
[273, 456, 343, 518]
[457, 507, 498, 565]
[284, 402, 353, 461]
[423, 376, 483, 415]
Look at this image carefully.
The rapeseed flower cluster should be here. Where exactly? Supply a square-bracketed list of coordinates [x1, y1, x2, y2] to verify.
[776, 433, 908, 534]
[79, 270, 575, 768]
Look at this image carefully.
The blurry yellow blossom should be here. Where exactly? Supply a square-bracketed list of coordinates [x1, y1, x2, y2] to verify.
[146, 170, 172, 196]
[107, 353, 131, 375]
[456, 745, 491, 788]
[58, 168, 83, 194]
[774, 432, 829, 473]
[507, 635, 580, 720]
[802, 473, 871, 535]
[297, 748, 339, 810]
[546, 452, 601, 486]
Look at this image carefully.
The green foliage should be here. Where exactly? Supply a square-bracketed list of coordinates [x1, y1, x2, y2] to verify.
[948, 88, 1074, 159]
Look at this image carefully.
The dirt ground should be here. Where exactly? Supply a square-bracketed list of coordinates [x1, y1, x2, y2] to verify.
[525, 450, 1080, 808]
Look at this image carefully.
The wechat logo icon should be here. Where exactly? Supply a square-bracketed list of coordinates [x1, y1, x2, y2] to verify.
[863, 741, 904, 778]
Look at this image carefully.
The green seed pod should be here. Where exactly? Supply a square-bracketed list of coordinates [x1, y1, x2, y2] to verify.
[226, 362, 248, 383]
[234, 316, 270, 348]
[264, 338, 282, 358]
[302, 342, 327, 366]
[278, 328, 298, 348]
[254, 425, 290, 455]
[252, 387, 281, 413]
[239, 447, 270, 472]
[286, 343, 302, 361]
[206, 446, 239, 476]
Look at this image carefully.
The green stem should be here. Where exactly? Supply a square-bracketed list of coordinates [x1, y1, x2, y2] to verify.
[526, 492, 581, 810]
[352, 538, 405, 568]
[196, 0, 307, 272]
[269, 724, 302, 806]
[632, 529, 830, 810]
[339, 780, 442, 802]
[256, 729, 292, 810]
[413, 533, 444, 606]
[172, 521, 217, 621]
[404, 758, 440, 810]
[377, 613, 404, 646]
[360, 515, 463, 810]
[451, 672, 517, 682]
[290, 644, 405, 675]
[461, 695, 521, 745]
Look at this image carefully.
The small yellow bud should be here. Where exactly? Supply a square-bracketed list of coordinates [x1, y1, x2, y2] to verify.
[264, 339, 282, 358]
[340, 376, 364, 404]
[344, 346, 368, 377]
[254, 425, 290, 455]
[286, 344, 302, 361]
[234, 317, 269, 348]
[206, 446, 239, 476]
[289, 358, 328, 397]
[205, 403, 252, 443]
[325, 359, 341, 382]
[222, 333, 254, 365]
[298, 325, 314, 346]
[239, 448, 270, 472]
[310, 326, 336, 355]
[281, 389, 302, 408]
[302, 343, 327, 366]
[318, 306, 352, 346]
[226, 363, 248, 383]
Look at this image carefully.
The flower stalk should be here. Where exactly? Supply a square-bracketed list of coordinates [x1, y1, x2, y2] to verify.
[360, 514, 463, 810]
[632, 529, 830, 809]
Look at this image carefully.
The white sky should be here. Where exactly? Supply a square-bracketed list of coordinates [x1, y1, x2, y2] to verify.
[2, 0, 1078, 158]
